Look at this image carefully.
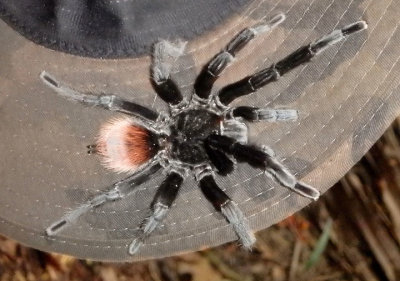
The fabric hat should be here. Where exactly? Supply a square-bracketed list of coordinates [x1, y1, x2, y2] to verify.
[0, 0, 398, 261]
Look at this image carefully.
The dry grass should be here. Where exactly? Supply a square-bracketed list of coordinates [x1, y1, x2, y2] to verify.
[3, 118, 400, 281]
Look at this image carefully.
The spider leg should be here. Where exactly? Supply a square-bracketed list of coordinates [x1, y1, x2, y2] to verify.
[40, 71, 159, 121]
[231, 106, 298, 122]
[207, 134, 320, 200]
[151, 40, 187, 106]
[204, 140, 235, 176]
[199, 174, 255, 248]
[128, 171, 184, 255]
[45, 161, 162, 236]
[194, 13, 285, 100]
[217, 21, 368, 105]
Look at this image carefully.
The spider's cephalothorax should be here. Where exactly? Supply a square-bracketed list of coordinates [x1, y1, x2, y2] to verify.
[40, 13, 367, 256]
[169, 108, 222, 164]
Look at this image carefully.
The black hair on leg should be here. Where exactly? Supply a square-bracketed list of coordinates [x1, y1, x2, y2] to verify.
[151, 78, 183, 105]
[217, 21, 367, 105]
[207, 134, 320, 200]
[204, 141, 234, 176]
[151, 40, 186, 105]
[128, 171, 184, 255]
[194, 13, 285, 99]
[199, 174, 255, 248]
[40, 71, 159, 121]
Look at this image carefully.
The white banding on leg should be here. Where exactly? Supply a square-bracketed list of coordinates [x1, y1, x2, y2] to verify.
[207, 51, 234, 76]
[41, 71, 94, 104]
[128, 202, 169, 255]
[251, 13, 286, 34]
[256, 109, 298, 122]
[263, 154, 320, 200]
[41, 71, 120, 109]
[152, 40, 187, 83]
[221, 200, 256, 249]
[45, 189, 122, 236]
[220, 119, 248, 144]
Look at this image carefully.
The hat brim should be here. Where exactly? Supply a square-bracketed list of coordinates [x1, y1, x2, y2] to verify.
[0, 0, 250, 58]
[1, 0, 399, 261]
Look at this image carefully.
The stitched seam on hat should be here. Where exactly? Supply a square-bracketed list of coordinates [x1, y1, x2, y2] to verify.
[0, 0, 362, 226]
[124, 57, 400, 249]
[2, 76, 399, 253]
[261, 0, 344, 109]
[277, 0, 395, 165]
[141, 0, 399, 245]
[265, 0, 375, 149]
[3, 0, 397, 254]
[294, 11, 400, 173]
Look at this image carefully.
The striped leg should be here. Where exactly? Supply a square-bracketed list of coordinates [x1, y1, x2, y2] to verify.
[207, 134, 320, 200]
[194, 13, 285, 99]
[128, 171, 184, 255]
[40, 71, 159, 121]
[199, 174, 255, 248]
[217, 21, 368, 105]
[232, 106, 298, 122]
[151, 40, 187, 106]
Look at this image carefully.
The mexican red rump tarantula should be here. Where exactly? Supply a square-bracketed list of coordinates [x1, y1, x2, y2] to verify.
[40, 13, 367, 255]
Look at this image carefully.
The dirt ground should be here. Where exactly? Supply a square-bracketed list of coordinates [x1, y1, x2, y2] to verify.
[2, 118, 400, 281]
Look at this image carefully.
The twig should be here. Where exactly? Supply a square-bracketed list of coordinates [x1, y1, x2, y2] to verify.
[203, 251, 253, 281]
[289, 240, 303, 281]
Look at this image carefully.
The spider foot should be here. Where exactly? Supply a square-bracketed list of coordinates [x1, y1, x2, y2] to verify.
[199, 174, 255, 249]
[311, 21, 367, 54]
[128, 172, 183, 255]
[264, 157, 320, 200]
[128, 202, 170, 255]
[45, 218, 68, 236]
[153, 40, 187, 63]
[221, 200, 256, 249]
[128, 237, 144, 255]
[293, 182, 320, 201]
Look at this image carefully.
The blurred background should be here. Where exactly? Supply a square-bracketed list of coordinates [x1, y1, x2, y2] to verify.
[2, 117, 400, 281]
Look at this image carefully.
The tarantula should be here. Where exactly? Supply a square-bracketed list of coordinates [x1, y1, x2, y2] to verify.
[40, 14, 367, 255]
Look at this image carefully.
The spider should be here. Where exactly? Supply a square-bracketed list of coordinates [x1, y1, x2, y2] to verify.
[40, 13, 367, 255]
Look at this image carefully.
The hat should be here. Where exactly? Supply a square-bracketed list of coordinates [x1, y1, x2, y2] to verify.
[0, 0, 398, 261]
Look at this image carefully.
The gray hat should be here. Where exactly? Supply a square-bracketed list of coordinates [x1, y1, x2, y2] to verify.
[0, 0, 398, 261]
